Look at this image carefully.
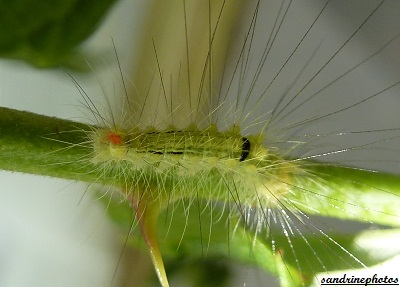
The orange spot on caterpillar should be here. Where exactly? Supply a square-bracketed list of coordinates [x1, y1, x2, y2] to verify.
[107, 132, 123, 145]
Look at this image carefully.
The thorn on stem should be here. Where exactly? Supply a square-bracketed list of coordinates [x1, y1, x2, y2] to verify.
[130, 195, 170, 287]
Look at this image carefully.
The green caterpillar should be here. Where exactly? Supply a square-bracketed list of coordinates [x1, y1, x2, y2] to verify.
[91, 124, 300, 207]
[75, 0, 400, 286]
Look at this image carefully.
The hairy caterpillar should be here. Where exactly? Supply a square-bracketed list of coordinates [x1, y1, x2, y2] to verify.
[0, 1, 400, 287]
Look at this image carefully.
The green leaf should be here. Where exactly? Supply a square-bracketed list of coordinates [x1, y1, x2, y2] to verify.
[0, 0, 117, 68]
[104, 197, 400, 287]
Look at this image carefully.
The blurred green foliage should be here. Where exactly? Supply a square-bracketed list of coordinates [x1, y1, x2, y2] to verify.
[105, 197, 400, 287]
[0, 0, 117, 68]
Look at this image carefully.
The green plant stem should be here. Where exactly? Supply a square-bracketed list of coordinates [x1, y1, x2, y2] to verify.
[298, 164, 400, 226]
[1, 106, 400, 227]
[0, 106, 95, 181]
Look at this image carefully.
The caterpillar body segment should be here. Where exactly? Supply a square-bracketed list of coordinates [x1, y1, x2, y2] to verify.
[91, 124, 302, 210]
